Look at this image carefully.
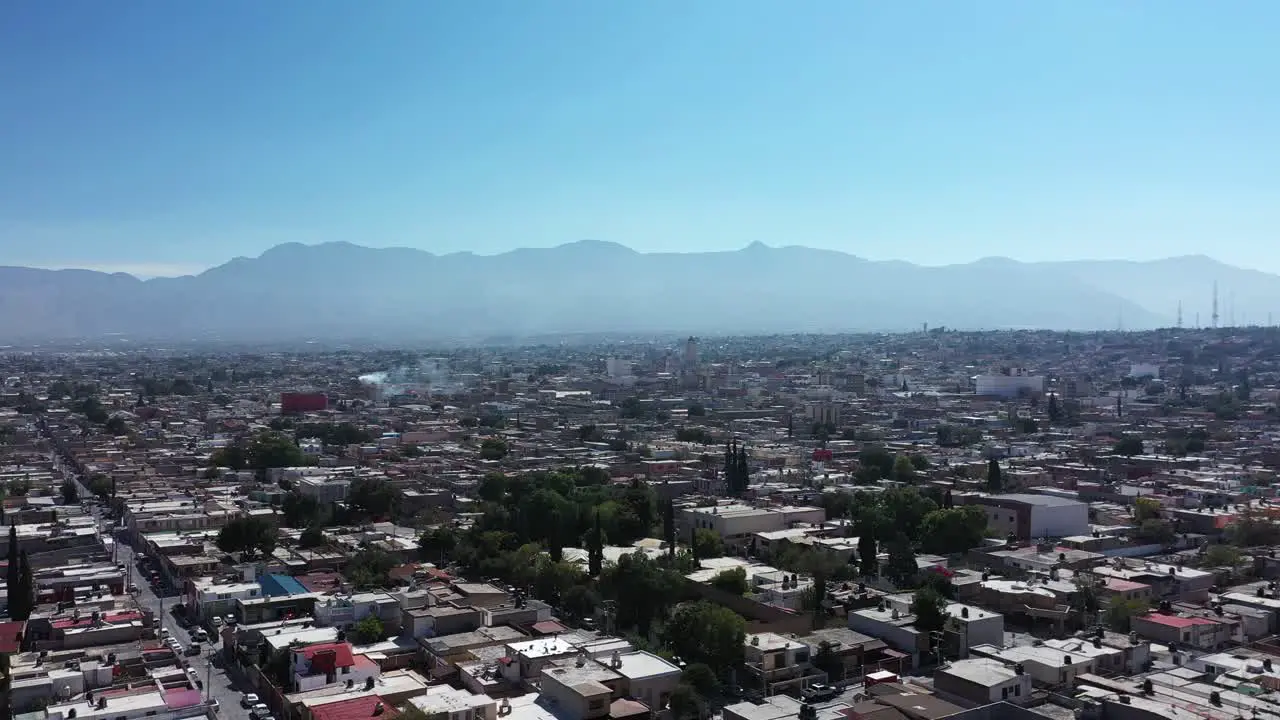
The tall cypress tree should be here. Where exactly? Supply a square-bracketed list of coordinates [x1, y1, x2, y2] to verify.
[663, 497, 676, 559]
[11, 549, 33, 620]
[736, 446, 749, 493]
[587, 510, 603, 577]
[6, 525, 18, 597]
[986, 458, 1003, 493]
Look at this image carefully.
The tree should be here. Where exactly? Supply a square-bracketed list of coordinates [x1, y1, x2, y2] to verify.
[668, 684, 703, 720]
[104, 415, 127, 436]
[663, 601, 747, 671]
[6, 525, 19, 602]
[246, 432, 306, 470]
[1205, 544, 1242, 568]
[299, 525, 326, 549]
[892, 455, 916, 483]
[1113, 436, 1144, 456]
[477, 472, 507, 503]
[419, 527, 458, 564]
[61, 479, 79, 504]
[919, 506, 987, 555]
[884, 533, 917, 586]
[1047, 393, 1062, 423]
[1134, 497, 1161, 522]
[278, 492, 322, 526]
[858, 534, 879, 577]
[682, 663, 719, 695]
[587, 510, 604, 576]
[345, 547, 396, 589]
[9, 550, 34, 620]
[216, 516, 278, 559]
[1104, 597, 1149, 631]
[693, 528, 723, 559]
[910, 586, 949, 633]
[480, 438, 508, 460]
[986, 458, 1003, 493]
[942, 489, 953, 509]
[710, 567, 749, 595]
[562, 584, 599, 620]
[350, 615, 385, 644]
[348, 477, 397, 519]
[209, 444, 248, 471]
[87, 474, 113, 500]
[1136, 520, 1175, 546]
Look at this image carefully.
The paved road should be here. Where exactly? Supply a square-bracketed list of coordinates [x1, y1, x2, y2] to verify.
[48, 446, 252, 719]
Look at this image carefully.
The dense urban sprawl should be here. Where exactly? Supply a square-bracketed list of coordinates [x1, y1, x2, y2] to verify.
[3, 329, 1280, 720]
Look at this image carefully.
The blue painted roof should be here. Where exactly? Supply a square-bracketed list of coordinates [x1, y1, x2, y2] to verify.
[260, 574, 307, 597]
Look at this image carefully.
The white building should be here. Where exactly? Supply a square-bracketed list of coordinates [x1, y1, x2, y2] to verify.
[679, 504, 826, 550]
[934, 658, 1031, 705]
[290, 642, 380, 692]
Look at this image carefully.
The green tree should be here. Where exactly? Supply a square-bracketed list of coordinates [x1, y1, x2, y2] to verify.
[348, 477, 397, 518]
[477, 472, 507, 503]
[662, 601, 746, 672]
[682, 663, 719, 695]
[919, 506, 988, 555]
[693, 528, 724, 559]
[87, 474, 113, 499]
[61, 479, 79, 504]
[858, 534, 879, 577]
[587, 510, 604, 576]
[281, 493, 326, 528]
[1205, 544, 1242, 567]
[1134, 497, 1161, 522]
[480, 437, 509, 460]
[1047, 393, 1062, 423]
[1136, 520, 1175, 545]
[6, 526, 19, 603]
[710, 567, 749, 595]
[884, 533, 917, 586]
[986, 458, 1003, 493]
[247, 432, 306, 470]
[209, 444, 248, 471]
[1113, 436, 1145, 456]
[419, 527, 458, 564]
[299, 525, 326, 549]
[9, 550, 34, 620]
[350, 615, 386, 644]
[1104, 597, 1149, 631]
[910, 586, 949, 633]
[345, 547, 396, 589]
[892, 455, 916, 483]
[216, 516, 278, 559]
[104, 415, 128, 435]
[668, 684, 703, 720]
[562, 584, 600, 621]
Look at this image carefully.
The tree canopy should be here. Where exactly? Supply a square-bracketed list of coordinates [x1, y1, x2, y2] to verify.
[216, 516, 277, 559]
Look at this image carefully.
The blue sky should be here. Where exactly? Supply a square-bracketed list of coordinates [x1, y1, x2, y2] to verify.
[2, 1, 1278, 277]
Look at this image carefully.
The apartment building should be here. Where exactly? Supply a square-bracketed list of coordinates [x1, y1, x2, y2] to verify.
[679, 503, 825, 550]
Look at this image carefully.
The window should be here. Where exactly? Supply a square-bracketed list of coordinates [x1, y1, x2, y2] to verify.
[1014, 685, 1021, 696]
[1002, 688, 1009, 699]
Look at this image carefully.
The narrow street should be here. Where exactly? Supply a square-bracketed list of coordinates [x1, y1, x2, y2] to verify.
[49, 443, 252, 719]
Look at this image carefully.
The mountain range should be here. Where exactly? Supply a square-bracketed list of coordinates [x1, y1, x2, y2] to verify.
[1, 241, 1276, 341]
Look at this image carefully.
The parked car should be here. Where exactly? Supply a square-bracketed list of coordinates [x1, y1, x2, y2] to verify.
[192, 629, 208, 642]
[803, 683, 838, 703]
[185, 643, 202, 656]
[240, 693, 259, 707]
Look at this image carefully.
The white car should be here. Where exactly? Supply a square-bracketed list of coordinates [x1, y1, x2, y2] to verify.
[241, 693, 259, 707]
[250, 703, 270, 717]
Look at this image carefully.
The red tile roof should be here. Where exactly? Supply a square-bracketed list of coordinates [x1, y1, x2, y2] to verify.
[310, 695, 398, 720]
[0, 620, 24, 653]
[301, 642, 356, 673]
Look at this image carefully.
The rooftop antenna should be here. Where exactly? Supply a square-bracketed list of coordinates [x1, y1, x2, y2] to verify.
[1212, 281, 1220, 328]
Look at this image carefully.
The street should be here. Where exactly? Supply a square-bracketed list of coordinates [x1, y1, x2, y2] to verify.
[51, 448, 252, 720]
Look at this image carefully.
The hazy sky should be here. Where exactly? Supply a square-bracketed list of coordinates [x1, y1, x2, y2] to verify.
[2, 1, 1278, 277]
